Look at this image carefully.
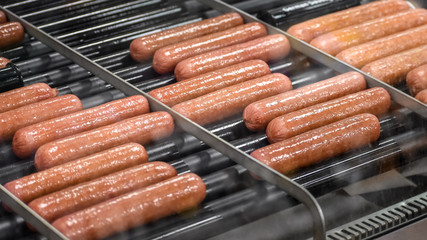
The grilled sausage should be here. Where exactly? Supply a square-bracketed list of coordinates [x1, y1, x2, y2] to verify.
[0, 95, 82, 142]
[152, 22, 267, 74]
[0, 57, 10, 68]
[287, 0, 410, 42]
[0, 83, 58, 113]
[149, 60, 270, 107]
[174, 34, 290, 81]
[0, 22, 25, 49]
[0, 10, 6, 24]
[336, 24, 427, 68]
[130, 12, 243, 62]
[29, 162, 177, 223]
[4, 143, 148, 204]
[13, 95, 150, 158]
[310, 9, 427, 56]
[34, 111, 174, 170]
[243, 72, 366, 131]
[251, 114, 381, 174]
[362, 45, 427, 86]
[172, 73, 292, 126]
[52, 173, 206, 240]
[267, 87, 390, 143]
[415, 89, 427, 104]
[406, 63, 427, 96]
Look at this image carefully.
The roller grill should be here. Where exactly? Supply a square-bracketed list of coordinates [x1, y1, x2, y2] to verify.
[0, 0, 426, 240]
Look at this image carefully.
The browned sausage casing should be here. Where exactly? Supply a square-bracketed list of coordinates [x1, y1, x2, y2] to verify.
[362, 45, 427, 86]
[0, 83, 58, 113]
[243, 72, 366, 131]
[152, 22, 267, 74]
[336, 24, 427, 68]
[287, 0, 410, 42]
[310, 9, 427, 56]
[0, 10, 6, 24]
[29, 161, 177, 223]
[52, 173, 206, 240]
[34, 111, 174, 170]
[149, 60, 270, 107]
[0, 95, 82, 142]
[172, 73, 292, 126]
[415, 89, 427, 104]
[174, 34, 290, 81]
[406, 63, 427, 96]
[4, 143, 148, 204]
[0, 22, 25, 49]
[267, 87, 390, 143]
[130, 13, 243, 62]
[251, 114, 381, 174]
[0, 57, 10, 68]
[13, 95, 150, 158]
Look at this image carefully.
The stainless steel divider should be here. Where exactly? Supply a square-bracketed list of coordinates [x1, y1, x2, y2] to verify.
[1, 3, 326, 240]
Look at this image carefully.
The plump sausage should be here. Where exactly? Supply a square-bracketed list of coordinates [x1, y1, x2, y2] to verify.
[0, 95, 82, 142]
[174, 34, 290, 81]
[0, 83, 58, 113]
[152, 22, 267, 74]
[172, 73, 292, 126]
[286, 0, 410, 42]
[130, 13, 243, 62]
[0, 22, 25, 49]
[0, 10, 6, 24]
[0, 57, 10, 68]
[362, 45, 427, 86]
[267, 87, 390, 143]
[336, 25, 427, 68]
[243, 72, 366, 131]
[13, 95, 150, 158]
[4, 143, 148, 204]
[29, 161, 177, 223]
[406, 63, 427, 96]
[34, 111, 174, 170]
[310, 9, 427, 56]
[251, 114, 380, 174]
[52, 173, 206, 240]
[149, 60, 270, 107]
[415, 89, 427, 104]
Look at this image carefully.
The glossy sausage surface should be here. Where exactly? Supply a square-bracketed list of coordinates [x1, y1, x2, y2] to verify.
[406, 63, 427, 96]
[0, 22, 25, 49]
[243, 72, 366, 131]
[0, 57, 10, 68]
[415, 89, 427, 104]
[52, 173, 206, 240]
[13, 95, 150, 158]
[4, 143, 148, 203]
[251, 114, 381, 174]
[130, 13, 244, 62]
[34, 111, 174, 170]
[153, 22, 267, 74]
[149, 60, 270, 107]
[174, 34, 290, 81]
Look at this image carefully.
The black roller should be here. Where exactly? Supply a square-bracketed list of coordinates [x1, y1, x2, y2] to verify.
[0, 214, 31, 240]
[290, 63, 335, 88]
[0, 63, 23, 92]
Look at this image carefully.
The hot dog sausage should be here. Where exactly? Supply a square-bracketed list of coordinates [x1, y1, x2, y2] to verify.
[243, 72, 366, 131]
[336, 24, 427, 68]
[310, 9, 427, 56]
[52, 173, 206, 240]
[149, 60, 270, 107]
[172, 73, 292, 126]
[0, 22, 25, 49]
[152, 22, 267, 74]
[0, 10, 6, 24]
[287, 0, 410, 42]
[0, 95, 82, 142]
[362, 45, 427, 86]
[13, 95, 150, 158]
[4, 143, 148, 204]
[174, 34, 290, 81]
[130, 13, 243, 62]
[415, 89, 427, 104]
[251, 113, 380, 174]
[0, 57, 10, 68]
[266, 87, 390, 143]
[29, 161, 177, 223]
[406, 63, 427, 96]
[0, 83, 58, 113]
[34, 111, 174, 170]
